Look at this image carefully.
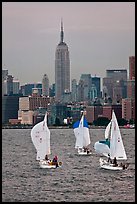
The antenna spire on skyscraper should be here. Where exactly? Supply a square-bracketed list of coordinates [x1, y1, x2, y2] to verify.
[60, 18, 64, 43]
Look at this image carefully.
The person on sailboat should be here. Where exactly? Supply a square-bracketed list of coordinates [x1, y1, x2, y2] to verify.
[44, 155, 51, 164]
[45, 155, 49, 160]
[83, 147, 87, 152]
[87, 148, 91, 154]
[52, 155, 58, 167]
[113, 157, 118, 166]
[83, 146, 91, 154]
[107, 154, 112, 163]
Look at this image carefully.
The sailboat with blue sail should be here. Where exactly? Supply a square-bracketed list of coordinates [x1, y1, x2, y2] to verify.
[73, 111, 91, 155]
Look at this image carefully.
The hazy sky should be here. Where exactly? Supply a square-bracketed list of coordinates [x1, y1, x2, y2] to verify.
[2, 2, 135, 86]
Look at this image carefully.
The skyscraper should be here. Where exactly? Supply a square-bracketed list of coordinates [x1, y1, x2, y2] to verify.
[129, 56, 135, 80]
[42, 74, 49, 96]
[55, 20, 70, 101]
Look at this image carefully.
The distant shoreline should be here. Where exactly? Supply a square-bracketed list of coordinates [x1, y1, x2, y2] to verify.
[2, 125, 134, 129]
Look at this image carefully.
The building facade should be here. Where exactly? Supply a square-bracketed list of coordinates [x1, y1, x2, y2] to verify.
[42, 74, 49, 96]
[103, 69, 127, 103]
[2, 95, 20, 124]
[129, 56, 135, 80]
[122, 98, 135, 121]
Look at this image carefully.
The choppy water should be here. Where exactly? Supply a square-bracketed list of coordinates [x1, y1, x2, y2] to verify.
[2, 128, 135, 202]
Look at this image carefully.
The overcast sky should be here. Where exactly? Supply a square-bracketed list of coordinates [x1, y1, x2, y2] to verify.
[2, 2, 135, 86]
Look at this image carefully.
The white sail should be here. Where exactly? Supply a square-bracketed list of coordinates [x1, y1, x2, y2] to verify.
[110, 110, 127, 160]
[105, 122, 111, 139]
[31, 112, 50, 160]
[73, 114, 91, 149]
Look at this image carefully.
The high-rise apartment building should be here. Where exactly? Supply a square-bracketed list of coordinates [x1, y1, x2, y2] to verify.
[42, 74, 49, 96]
[55, 20, 70, 101]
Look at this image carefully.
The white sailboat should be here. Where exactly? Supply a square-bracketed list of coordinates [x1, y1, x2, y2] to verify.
[73, 111, 91, 155]
[31, 112, 62, 169]
[98, 110, 128, 170]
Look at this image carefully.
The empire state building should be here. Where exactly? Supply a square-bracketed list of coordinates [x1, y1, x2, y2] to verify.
[55, 20, 70, 101]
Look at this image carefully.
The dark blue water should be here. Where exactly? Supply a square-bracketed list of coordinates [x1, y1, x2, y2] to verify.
[2, 128, 135, 202]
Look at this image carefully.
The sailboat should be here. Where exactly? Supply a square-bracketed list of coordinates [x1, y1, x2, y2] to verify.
[31, 112, 62, 169]
[73, 111, 91, 155]
[97, 110, 128, 170]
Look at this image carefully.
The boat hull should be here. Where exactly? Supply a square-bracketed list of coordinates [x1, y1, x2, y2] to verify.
[39, 160, 62, 169]
[99, 158, 123, 171]
[78, 151, 92, 155]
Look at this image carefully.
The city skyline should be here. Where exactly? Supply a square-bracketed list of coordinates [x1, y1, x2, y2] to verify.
[2, 2, 135, 85]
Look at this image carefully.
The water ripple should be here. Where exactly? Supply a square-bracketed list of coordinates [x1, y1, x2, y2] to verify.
[2, 128, 135, 202]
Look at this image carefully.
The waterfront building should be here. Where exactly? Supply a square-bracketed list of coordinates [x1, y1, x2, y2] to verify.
[122, 98, 135, 121]
[2, 95, 19, 124]
[18, 94, 50, 124]
[55, 20, 70, 101]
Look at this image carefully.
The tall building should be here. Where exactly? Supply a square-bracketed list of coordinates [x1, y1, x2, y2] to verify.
[77, 74, 92, 101]
[127, 56, 135, 99]
[91, 76, 101, 98]
[6, 75, 14, 95]
[13, 79, 20, 94]
[129, 56, 135, 80]
[42, 74, 49, 96]
[122, 98, 135, 121]
[71, 79, 77, 102]
[2, 95, 19, 124]
[2, 69, 8, 96]
[103, 69, 127, 103]
[55, 20, 70, 101]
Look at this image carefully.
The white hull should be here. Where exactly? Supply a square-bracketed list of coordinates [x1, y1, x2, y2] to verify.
[39, 160, 62, 169]
[99, 158, 124, 171]
[78, 151, 92, 155]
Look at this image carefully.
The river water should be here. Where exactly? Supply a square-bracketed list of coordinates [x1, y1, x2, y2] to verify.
[2, 128, 135, 202]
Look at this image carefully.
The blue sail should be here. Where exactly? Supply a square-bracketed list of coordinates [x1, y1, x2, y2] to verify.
[73, 117, 88, 129]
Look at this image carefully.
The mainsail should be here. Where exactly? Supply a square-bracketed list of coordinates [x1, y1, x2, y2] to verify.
[31, 112, 50, 160]
[73, 114, 91, 149]
[110, 111, 127, 160]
